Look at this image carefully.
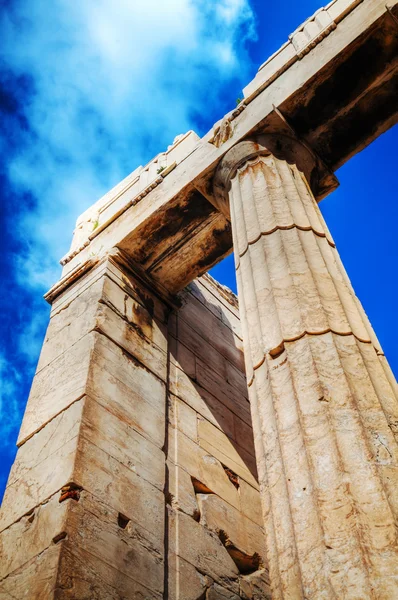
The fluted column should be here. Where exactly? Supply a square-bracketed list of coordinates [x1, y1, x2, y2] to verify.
[213, 136, 398, 599]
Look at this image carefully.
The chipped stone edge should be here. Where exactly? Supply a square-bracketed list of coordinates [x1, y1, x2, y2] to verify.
[242, 0, 364, 101]
[201, 273, 239, 311]
[44, 258, 99, 304]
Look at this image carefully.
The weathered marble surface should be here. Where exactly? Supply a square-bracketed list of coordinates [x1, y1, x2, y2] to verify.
[0, 262, 268, 599]
[216, 137, 398, 599]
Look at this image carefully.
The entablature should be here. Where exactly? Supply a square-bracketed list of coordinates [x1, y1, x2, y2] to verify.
[55, 0, 397, 300]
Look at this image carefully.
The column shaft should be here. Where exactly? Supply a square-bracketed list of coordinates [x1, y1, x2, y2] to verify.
[227, 151, 398, 599]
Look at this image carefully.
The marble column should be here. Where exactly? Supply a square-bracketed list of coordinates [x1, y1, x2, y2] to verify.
[213, 136, 398, 599]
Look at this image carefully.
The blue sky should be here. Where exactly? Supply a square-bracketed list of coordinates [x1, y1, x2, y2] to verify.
[0, 0, 396, 500]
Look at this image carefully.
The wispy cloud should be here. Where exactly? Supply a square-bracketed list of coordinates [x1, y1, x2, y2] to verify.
[0, 353, 22, 444]
[0, 0, 256, 494]
[2, 0, 255, 289]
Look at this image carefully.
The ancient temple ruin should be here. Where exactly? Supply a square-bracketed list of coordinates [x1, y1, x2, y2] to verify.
[1, 0, 398, 597]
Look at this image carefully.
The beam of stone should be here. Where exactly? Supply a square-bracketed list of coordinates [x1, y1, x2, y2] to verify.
[57, 0, 397, 297]
[213, 134, 398, 599]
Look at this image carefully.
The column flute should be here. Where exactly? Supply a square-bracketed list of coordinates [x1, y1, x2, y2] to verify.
[213, 135, 398, 599]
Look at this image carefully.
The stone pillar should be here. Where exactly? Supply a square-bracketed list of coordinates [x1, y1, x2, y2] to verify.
[213, 136, 398, 599]
[0, 254, 169, 599]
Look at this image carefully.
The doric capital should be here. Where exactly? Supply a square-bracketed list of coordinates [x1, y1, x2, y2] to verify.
[213, 134, 337, 218]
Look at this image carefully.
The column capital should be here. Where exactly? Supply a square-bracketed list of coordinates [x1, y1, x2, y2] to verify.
[213, 133, 338, 218]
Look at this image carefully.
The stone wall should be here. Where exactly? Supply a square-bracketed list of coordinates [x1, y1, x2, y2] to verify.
[167, 276, 270, 599]
[0, 260, 269, 599]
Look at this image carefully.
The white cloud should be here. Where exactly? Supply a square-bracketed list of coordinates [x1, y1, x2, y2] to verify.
[0, 353, 23, 447]
[2, 0, 256, 292]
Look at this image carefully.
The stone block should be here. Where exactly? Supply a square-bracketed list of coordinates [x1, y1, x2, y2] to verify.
[242, 36, 295, 98]
[18, 332, 96, 445]
[168, 311, 178, 337]
[207, 583, 240, 599]
[50, 260, 105, 312]
[74, 437, 165, 553]
[238, 480, 264, 528]
[82, 395, 165, 490]
[177, 317, 227, 380]
[198, 419, 258, 488]
[6, 398, 84, 489]
[105, 258, 168, 324]
[0, 492, 68, 580]
[187, 279, 241, 335]
[167, 554, 212, 600]
[0, 543, 61, 600]
[233, 417, 256, 459]
[196, 494, 266, 559]
[95, 302, 167, 381]
[2, 387, 166, 534]
[225, 360, 248, 398]
[146, 210, 230, 294]
[169, 335, 197, 379]
[19, 260, 169, 447]
[55, 546, 163, 599]
[59, 491, 164, 596]
[101, 275, 168, 352]
[177, 313, 247, 402]
[169, 427, 240, 510]
[1, 434, 165, 599]
[178, 291, 244, 372]
[239, 570, 272, 600]
[168, 508, 239, 590]
[1, 428, 165, 549]
[87, 332, 166, 448]
[169, 362, 236, 441]
[0, 435, 79, 532]
[196, 359, 250, 421]
[1, 490, 164, 600]
[36, 276, 103, 374]
[168, 463, 199, 519]
[169, 395, 198, 442]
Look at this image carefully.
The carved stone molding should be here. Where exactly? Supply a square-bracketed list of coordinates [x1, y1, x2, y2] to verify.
[44, 257, 99, 304]
[289, 7, 337, 59]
